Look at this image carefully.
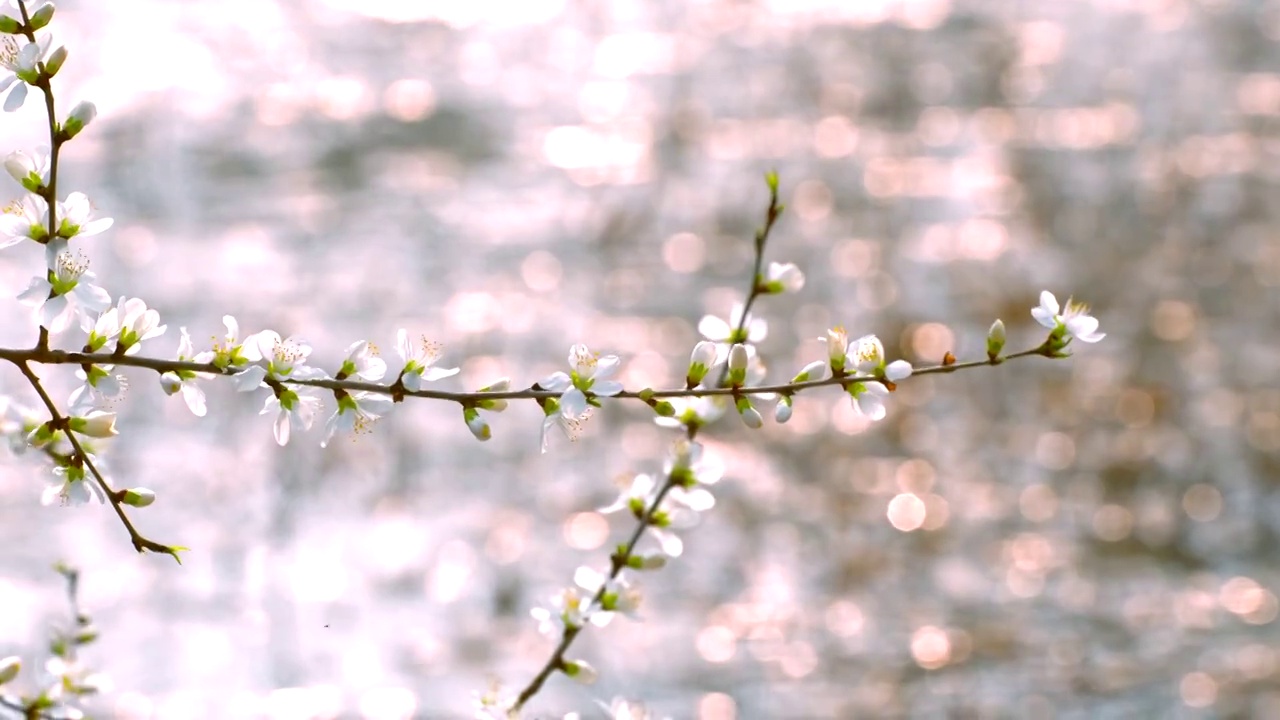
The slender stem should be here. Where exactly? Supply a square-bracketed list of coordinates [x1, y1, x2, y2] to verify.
[16, 0, 62, 353]
[0, 342, 1049, 405]
[512, 431, 692, 709]
[14, 360, 176, 559]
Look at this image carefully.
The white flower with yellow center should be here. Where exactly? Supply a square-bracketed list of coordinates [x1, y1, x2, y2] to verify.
[539, 344, 624, 419]
[847, 333, 913, 381]
[0, 193, 47, 246]
[56, 191, 113, 240]
[336, 339, 386, 381]
[321, 391, 393, 448]
[42, 464, 105, 507]
[0, 34, 48, 112]
[1032, 290, 1105, 343]
[395, 329, 458, 391]
[233, 330, 327, 391]
[17, 250, 111, 333]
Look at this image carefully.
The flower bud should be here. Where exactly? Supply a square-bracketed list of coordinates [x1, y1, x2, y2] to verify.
[824, 326, 849, 373]
[122, 488, 155, 507]
[727, 343, 749, 386]
[775, 395, 793, 424]
[686, 341, 717, 387]
[885, 359, 913, 381]
[159, 372, 182, 396]
[0, 15, 20, 33]
[0, 655, 19, 685]
[736, 396, 762, 428]
[26, 421, 56, 447]
[791, 360, 827, 383]
[562, 659, 597, 685]
[44, 45, 67, 77]
[653, 400, 675, 417]
[28, 3, 55, 31]
[627, 554, 667, 570]
[4, 151, 41, 190]
[476, 377, 510, 412]
[74, 625, 100, 645]
[463, 407, 491, 441]
[69, 411, 117, 438]
[987, 319, 1006, 360]
[761, 261, 805, 294]
[62, 101, 96, 139]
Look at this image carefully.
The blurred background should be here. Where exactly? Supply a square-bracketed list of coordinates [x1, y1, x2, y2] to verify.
[1, 0, 1279, 717]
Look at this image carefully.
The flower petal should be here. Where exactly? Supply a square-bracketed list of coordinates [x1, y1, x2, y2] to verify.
[539, 371, 571, 392]
[560, 388, 587, 418]
[592, 380, 624, 397]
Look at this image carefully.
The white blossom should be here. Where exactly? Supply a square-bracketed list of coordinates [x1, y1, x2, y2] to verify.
[847, 333, 912, 381]
[848, 381, 891, 420]
[321, 391, 393, 447]
[336, 340, 386, 381]
[530, 587, 593, 636]
[1032, 290, 1105, 343]
[0, 193, 47, 247]
[540, 405, 593, 454]
[234, 331, 326, 390]
[68, 364, 125, 412]
[41, 466, 104, 507]
[698, 303, 766, 345]
[395, 329, 458, 391]
[55, 192, 112, 240]
[260, 389, 321, 446]
[159, 327, 216, 417]
[16, 250, 110, 333]
[114, 296, 166, 354]
[574, 566, 643, 624]
[539, 344, 624, 420]
[0, 34, 49, 112]
[211, 315, 256, 370]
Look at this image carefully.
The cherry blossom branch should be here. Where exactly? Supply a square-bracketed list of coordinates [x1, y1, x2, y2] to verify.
[512, 430, 693, 710]
[12, 359, 183, 562]
[0, 342, 1051, 401]
[510, 173, 787, 712]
